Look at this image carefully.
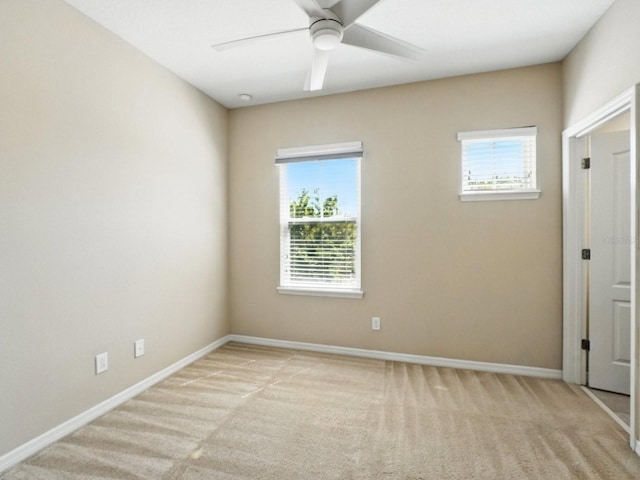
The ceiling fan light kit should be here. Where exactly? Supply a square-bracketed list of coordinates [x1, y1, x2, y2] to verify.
[310, 19, 343, 51]
[211, 0, 423, 92]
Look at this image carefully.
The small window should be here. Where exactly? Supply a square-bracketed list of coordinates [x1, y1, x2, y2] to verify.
[457, 127, 540, 201]
[276, 142, 363, 298]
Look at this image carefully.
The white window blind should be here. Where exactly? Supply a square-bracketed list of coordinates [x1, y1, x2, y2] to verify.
[276, 142, 362, 297]
[458, 127, 538, 197]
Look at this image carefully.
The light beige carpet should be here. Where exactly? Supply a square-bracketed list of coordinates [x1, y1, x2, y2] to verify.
[2, 342, 640, 479]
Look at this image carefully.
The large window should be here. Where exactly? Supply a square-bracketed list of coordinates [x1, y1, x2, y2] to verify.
[457, 126, 540, 201]
[276, 142, 362, 298]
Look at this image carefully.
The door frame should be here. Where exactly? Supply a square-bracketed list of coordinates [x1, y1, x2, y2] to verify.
[562, 84, 639, 452]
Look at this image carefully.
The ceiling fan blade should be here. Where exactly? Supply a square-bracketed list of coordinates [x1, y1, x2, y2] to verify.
[305, 48, 330, 91]
[212, 27, 307, 52]
[293, 0, 325, 18]
[332, 0, 382, 28]
[342, 24, 424, 60]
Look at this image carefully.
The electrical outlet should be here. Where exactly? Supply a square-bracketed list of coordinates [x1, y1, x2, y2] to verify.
[372, 317, 381, 331]
[134, 339, 145, 358]
[95, 352, 109, 374]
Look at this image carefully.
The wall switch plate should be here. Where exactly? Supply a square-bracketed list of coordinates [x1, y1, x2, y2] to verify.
[372, 317, 381, 331]
[134, 339, 145, 358]
[95, 352, 109, 374]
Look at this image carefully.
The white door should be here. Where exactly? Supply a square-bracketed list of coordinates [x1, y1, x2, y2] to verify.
[588, 130, 631, 394]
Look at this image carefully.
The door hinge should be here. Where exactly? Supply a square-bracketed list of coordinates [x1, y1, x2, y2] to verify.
[581, 339, 591, 351]
[581, 248, 591, 260]
[582, 157, 591, 169]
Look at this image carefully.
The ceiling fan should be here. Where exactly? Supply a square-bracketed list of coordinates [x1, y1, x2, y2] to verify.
[211, 0, 423, 91]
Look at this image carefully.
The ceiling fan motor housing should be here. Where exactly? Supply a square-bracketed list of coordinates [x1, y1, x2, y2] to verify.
[310, 12, 343, 51]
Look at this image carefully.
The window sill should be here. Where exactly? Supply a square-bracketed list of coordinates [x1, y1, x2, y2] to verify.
[277, 287, 364, 299]
[459, 190, 541, 202]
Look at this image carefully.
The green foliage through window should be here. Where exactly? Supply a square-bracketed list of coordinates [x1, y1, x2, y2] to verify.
[288, 188, 356, 285]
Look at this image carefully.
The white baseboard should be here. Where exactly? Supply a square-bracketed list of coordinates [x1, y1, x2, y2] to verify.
[0, 335, 231, 474]
[227, 334, 563, 380]
[1, 333, 563, 474]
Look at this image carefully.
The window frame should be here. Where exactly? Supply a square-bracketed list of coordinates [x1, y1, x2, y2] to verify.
[457, 126, 541, 202]
[276, 142, 363, 299]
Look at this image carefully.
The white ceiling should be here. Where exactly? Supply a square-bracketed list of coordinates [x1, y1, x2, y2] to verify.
[63, 0, 615, 109]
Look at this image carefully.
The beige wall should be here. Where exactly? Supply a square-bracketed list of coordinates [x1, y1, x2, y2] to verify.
[0, 0, 229, 455]
[563, 0, 640, 127]
[229, 63, 563, 370]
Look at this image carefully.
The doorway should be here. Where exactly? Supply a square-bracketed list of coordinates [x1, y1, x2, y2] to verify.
[562, 85, 639, 453]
